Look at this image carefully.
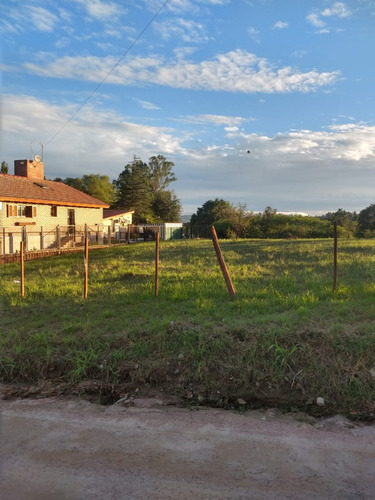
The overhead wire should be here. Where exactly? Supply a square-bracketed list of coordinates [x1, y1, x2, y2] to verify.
[44, 0, 170, 148]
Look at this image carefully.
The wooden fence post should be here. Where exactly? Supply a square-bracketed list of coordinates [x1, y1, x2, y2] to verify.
[211, 226, 236, 297]
[20, 241, 25, 297]
[56, 225, 61, 249]
[40, 226, 44, 250]
[155, 231, 160, 296]
[333, 221, 338, 293]
[84, 237, 89, 299]
[22, 226, 27, 251]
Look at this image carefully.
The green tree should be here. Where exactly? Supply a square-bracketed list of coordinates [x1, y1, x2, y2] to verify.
[61, 177, 84, 191]
[114, 158, 153, 223]
[1, 161, 9, 174]
[321, 208, 358, 238]
[55, 175, 115, 204]
[148, 155, 177, 193]
[225, 203, 253, 238]
[152, 190, 181, 221]
[191, 199, 232, 226]
[357, 204, 375, 237]
[260, 206, 277, 238]
[81, 174, 115, 205]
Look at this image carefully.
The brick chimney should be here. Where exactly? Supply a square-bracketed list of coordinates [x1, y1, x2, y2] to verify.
[14, 158, 44, 181]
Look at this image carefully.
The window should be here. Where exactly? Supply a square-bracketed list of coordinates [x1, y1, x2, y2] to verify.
[17, 205, 26, 217]
[51, 206, 57, 217]
[16, 205, 35, 217]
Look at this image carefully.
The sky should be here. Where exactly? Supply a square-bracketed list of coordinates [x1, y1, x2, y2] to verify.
[1, 0, 375, 216]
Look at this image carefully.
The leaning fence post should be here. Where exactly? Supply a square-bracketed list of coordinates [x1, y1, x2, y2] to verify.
[333, 221, 338, 293]
[20, 241, 25, 297]
[84, 237, 89, 299]
[211, 226, 236, 297]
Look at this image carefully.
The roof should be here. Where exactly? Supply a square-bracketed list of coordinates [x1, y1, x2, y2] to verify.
[0, 174, 109, 208]
[103, 209, 134, 220]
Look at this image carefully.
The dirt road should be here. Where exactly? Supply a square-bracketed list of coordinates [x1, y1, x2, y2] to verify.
[1, 395, 374, 499]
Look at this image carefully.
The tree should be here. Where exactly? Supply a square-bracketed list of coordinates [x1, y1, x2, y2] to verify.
[148, 155, 177, 193]
[152, 190, 181, 222]
[114, 154, 180, 223]
[61, 177, 84, 191]
[321, 209, 358, 238]
[81, 174, 115, 205]
[55, 175, 115, 205]
[1, 161, 9, 174]
[260, 206, 277, 238]
[225, 203, 253, 238]
[191, 199, 232, 226]
[357, 204, 375, 237]
[114, 158, 153, 223]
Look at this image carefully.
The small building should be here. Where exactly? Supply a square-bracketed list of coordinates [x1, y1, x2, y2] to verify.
[0, 158, 109, 253]
[103, 209, 134, 232]
[141, 223, 183, 241]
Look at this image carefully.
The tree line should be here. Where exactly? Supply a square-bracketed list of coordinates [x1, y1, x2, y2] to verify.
[189, 199, 375, 239]
[54, 155, 181, 224]
[3, 157, 375, 237]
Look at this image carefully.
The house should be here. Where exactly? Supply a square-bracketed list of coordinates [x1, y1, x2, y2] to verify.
[103, 209, 134, 232]
[0, 158, 109, 253]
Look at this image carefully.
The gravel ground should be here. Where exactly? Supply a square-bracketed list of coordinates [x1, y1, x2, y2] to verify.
[1, 394, 374, 500]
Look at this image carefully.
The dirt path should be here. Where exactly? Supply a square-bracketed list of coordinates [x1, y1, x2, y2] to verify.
[1, 395, 374, 499]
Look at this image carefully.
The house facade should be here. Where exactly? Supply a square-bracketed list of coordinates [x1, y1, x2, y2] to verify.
[0, 158, 109, 253]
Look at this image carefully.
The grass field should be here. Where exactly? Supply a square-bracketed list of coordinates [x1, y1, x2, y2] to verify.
[1, 238, 375, 419]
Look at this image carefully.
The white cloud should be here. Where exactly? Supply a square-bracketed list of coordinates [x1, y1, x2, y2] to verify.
[307, 2, 352, 32]
[135, 99, 161, 110]
[23, 49, 341, 94]
[306, 13, 326, 28]
[184, 114, 249, 126]
[322, 2, 351, 18]
[2, 94, 184, 178]
[3, 6, 59, 33]
[273, 21, 288, 29]
[74, 0, 125, 20]
[156, 18, 209, 42]
[248, 26, 260, 43]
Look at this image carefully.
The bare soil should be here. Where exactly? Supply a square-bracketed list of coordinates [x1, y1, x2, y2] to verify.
[1, 385, 374, 499]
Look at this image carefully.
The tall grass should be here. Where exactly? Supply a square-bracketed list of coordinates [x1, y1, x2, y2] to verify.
[1, 238, 374, 418]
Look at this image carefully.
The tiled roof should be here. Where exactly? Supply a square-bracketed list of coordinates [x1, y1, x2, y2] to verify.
[0, 174, 109, 208]
[103, 209, 134, 219]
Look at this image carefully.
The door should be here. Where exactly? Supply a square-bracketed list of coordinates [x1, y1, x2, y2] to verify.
[68, 209, 75, 226]
[68, 209, 75, 235]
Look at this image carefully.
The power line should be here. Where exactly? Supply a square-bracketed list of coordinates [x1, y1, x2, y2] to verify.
[45, 0, 170, 148]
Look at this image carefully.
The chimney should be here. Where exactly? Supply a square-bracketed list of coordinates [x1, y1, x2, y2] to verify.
[14, 158, 44, 181]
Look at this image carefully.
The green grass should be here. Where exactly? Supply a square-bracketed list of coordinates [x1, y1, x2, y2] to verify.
[1, 238, 375, 419]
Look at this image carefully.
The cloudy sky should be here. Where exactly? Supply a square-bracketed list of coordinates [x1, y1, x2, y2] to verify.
[1, 0, 375, 216]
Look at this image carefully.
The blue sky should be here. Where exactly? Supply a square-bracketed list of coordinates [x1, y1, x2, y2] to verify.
[1, 0, 375, 216]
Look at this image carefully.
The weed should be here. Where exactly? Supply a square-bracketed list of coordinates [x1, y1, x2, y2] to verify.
[269, 342, 300, 370]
